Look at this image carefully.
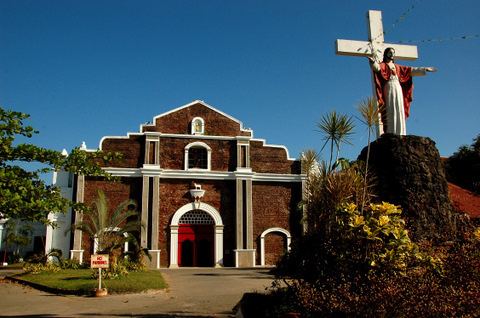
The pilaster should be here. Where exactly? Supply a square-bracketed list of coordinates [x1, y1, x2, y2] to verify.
[235, 175, 255, 267]
[169, 225, 179, 268]
[71, 175, 84, 261]
[151, 176, 160, 250]
[235, 179, 243, 249]
[215, 225, 224, 267]
[141, 176, 150, 248]
[147, 250, 161, 269]
[245, 179, 253, 249]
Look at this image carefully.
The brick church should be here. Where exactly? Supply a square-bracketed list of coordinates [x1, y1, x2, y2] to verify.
[46, 100, 304, 268]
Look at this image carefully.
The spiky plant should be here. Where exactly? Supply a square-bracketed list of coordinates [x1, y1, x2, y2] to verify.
[317, 111, 355, 172]
[357, 97, 379, 212]
[72, 190, 142, 261]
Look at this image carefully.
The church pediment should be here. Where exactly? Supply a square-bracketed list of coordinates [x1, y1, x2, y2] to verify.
[141, 100, 252, 137]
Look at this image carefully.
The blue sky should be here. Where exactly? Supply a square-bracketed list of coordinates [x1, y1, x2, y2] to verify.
[1, 0, 479, 169]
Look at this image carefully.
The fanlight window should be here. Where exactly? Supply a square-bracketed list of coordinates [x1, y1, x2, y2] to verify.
[179, 210, 214, 224]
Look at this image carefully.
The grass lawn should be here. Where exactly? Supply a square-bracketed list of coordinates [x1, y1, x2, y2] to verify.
[16, 269, 167, 295]
[0, 263, 23, 270]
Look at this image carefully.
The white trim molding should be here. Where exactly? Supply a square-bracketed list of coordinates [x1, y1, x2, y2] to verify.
[260, 227, 291, 266]
[169, 202, 224, 268]
[104, 167, 305, 182]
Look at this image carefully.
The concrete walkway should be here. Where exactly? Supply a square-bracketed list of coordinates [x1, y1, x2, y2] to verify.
[0, 267, 274, 317]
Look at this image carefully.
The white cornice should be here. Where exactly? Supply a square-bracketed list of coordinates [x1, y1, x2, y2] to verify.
[251, 138, 296, 161]
[103, 167, 305, 182]
[171, 134, 239, 140]
[98, 133, 143, 151]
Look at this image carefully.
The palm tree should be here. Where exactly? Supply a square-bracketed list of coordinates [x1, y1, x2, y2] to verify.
[317, 111, 355, 172]
[357, 97, 379, 211]
[72, 190, 143, 264]
[2, 220, 32, 264]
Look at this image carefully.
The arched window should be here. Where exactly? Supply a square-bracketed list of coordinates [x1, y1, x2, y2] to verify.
[188, 147, 207, 169]
[191, 117, 205, 135]
[184, 142, 211, 171]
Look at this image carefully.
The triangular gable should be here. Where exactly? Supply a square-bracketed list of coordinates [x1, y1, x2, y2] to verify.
[141, 100, 252, 137]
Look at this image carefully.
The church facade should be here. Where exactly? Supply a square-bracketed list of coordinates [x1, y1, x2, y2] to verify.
[46, 100, 304, 268]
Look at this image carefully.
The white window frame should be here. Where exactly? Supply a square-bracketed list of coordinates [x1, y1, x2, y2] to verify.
[184, 141, 212, 171]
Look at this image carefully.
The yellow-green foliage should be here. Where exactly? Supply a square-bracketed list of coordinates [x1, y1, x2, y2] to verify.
[474, 227, 480, 240]
[23, 262, 61, 274]
[339, 202, 442, 273]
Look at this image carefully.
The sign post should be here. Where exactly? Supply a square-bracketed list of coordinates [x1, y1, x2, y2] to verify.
[91, 254, 109, 293]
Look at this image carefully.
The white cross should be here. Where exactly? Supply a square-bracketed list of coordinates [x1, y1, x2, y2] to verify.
[336, 10, 419, 135]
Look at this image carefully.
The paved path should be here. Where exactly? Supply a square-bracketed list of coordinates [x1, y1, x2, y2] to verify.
[0, 268, 274, 317]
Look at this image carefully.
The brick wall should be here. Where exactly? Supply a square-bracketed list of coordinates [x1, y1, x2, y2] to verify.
[252, 182, 302, 264]
[80, 177, 143, 261]
[159, 138, 237, 171]
[250, 140, 301, 174]
[142, 102, 251, 137]
[101, 135, 145, 168]
[157, 179, 237, 266]
[264, 232, 286, 266]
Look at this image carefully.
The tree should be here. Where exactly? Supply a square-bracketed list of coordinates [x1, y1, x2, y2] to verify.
[445, 134, 480, 194]
[2, 220, 32, 263]
[316, 111, 354, 172]
[71, 190, 143, 267]
[0, 106, 120, 223]
[357, 97, 379, 212]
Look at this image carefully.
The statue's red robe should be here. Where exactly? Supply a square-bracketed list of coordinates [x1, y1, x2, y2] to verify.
[373, 63, 414, 130]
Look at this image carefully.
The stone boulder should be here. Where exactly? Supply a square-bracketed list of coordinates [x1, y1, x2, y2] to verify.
[359, 134, 462, 241]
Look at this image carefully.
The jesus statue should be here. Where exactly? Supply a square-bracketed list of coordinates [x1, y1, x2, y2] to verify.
[369, 47, 437, 135]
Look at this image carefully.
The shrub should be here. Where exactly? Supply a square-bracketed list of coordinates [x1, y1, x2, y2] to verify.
[274, 227, 480, 317]
[90, 255, 146, 280]
[23, 262, 61, 274]
[61, 258, 88, 270]
[277, 202, 438, 281]
[122, 257, 147, 272]
[25, 249, 63, 265]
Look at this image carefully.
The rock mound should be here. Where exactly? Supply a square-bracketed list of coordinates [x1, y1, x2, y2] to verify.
[359, 134, 464, 241]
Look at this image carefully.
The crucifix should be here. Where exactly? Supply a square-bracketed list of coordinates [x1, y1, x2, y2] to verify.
[336, 10, 419, 136]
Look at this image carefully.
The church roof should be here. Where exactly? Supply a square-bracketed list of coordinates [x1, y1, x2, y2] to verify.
[448, 182, 480, 218]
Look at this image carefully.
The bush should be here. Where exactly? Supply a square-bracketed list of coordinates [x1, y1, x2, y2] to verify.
[90, 256, 146, 280]
[25, 249, 63, 265]
[122, 257, 147, 272]
[276, 202, 438, 281]
[23, 262, 61, 274]
[274, 227, 480, 317]
[61, 258, 88, 270]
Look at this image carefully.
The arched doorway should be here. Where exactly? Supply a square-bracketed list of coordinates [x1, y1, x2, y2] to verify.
[169, 202, 224, 268]
[177, 210, 214, 267]
[260, 227, 291, 266]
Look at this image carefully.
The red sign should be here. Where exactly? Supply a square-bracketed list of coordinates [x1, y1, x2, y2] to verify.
[91, 254, 109, 269]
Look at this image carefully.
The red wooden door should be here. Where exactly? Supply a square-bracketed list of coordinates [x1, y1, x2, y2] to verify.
[178, 224, 214, 267]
